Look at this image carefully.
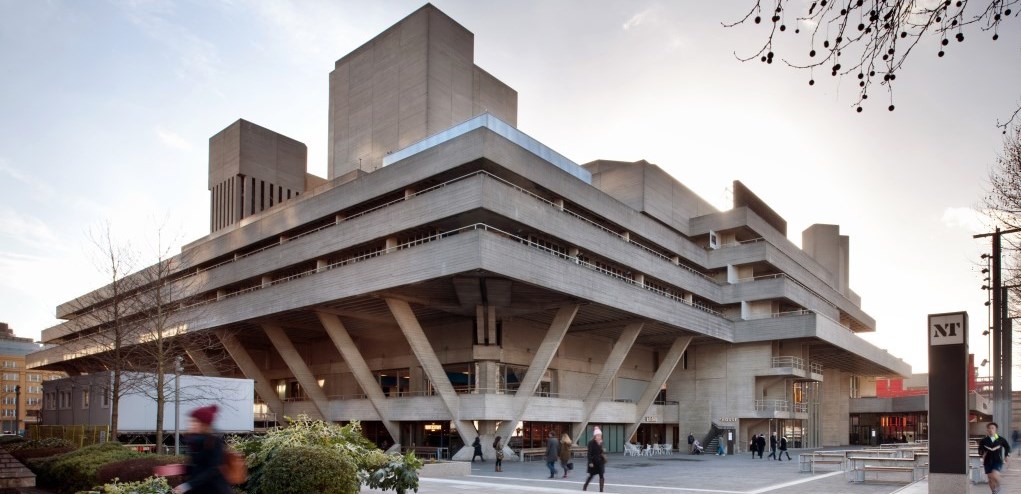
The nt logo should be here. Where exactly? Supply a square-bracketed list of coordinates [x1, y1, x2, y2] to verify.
[932, 322, 961, 339]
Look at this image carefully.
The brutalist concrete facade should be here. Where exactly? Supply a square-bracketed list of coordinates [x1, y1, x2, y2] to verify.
[29, 4, 909, 458]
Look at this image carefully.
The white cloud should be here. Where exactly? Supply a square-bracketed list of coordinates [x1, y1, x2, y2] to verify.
[623, 10, 650, 31]
[0, 158, 55, 198]
[156, 127, 193, 151]
[0, 208, 59, 248]
[941, 206, 988, 233]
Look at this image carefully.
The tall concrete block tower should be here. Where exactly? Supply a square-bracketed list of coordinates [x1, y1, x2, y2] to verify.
[327, 4, 518, 179]
[208, 119, 309, 232]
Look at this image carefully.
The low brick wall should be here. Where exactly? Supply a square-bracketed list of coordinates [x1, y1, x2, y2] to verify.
[0, 450, 34, 488]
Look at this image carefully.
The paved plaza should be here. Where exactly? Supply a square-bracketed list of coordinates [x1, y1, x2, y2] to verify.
[360, 450, 1021, 494]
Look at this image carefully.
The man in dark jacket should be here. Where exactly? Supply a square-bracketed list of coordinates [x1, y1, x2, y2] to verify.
[979, 422, 1011, 494]
[545, 431, 560, 479]
[756, 434, 766, 459]
[687, 432, 695, 454]
[767, 434, 777, 460]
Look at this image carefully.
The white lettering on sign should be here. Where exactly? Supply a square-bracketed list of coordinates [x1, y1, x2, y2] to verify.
[929, 313, 966, 346]
[643, 416, 658, 423]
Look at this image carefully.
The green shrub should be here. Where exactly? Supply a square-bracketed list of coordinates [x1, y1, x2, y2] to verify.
[0, 435, 26, 448]
[261, 445, 358, 494]
[30, 442, 142, 494]
[6, 437, 74, 451]
[236, 417, 420, 494]
[96, 455, 186, 486]
[93, 475, 172, 494]
[11, 446, 75, 464]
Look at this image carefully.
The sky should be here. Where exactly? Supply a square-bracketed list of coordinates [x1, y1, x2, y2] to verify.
[0, 0, 1018, 378]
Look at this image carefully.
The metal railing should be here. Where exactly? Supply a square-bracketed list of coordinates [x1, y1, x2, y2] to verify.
[753, 400, 810, 414]
[771, 356, 806, 371]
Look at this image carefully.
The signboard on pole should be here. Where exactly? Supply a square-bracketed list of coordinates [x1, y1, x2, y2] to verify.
[928, 311, 968, 494]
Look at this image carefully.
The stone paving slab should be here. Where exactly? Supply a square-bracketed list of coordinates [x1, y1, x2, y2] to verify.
[358, 450, 1021, 494]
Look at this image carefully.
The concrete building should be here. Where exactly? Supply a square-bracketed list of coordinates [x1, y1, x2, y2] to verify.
[0, 323, 64, 432]
[28, 4, 910, 459]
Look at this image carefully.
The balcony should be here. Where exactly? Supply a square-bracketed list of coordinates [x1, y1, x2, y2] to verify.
[755, 356, 824, 381]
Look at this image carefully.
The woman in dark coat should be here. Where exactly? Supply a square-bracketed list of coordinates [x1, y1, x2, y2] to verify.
[583, 427, 606, 492]
[173, 405, 232, 494]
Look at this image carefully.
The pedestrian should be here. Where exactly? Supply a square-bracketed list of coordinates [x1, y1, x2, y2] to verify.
[716, 440, 725, 456]
[471, 436, 484, 462]
[979, 421, 1011, 494]
[583, 427, 606, 492]
[749, 436, 756, 458]
[756, 434, 766, 459]
[688, 432, 695, 454]
[767, 433, 777, 460]
[172, 405, 232, 494]
[544, 431, 560, 479]
[493, 436, 504, 472]
[559, 432, 573, 478]
[779, 436, 791, 461]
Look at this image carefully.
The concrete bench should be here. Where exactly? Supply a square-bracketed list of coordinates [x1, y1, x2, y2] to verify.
[859, 465, 916, 483]
[847, 457, 920, 483]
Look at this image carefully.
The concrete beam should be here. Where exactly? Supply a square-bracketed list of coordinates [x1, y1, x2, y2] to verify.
[216, 329, 283, 417]
[573, 321, 643, 440]
[625, 335, 693, 441]
[496, 304, 579, 442]
[261, 322, 330, 420]
[384, 298, 479, 447]
[184, 343, 222, 377]
[316, 311, 400, 445]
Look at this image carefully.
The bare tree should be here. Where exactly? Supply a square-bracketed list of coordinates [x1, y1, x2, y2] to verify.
[986, 127, 1021, 302]
[727, 0, 1019, 129]
[62, 223, 148, 437]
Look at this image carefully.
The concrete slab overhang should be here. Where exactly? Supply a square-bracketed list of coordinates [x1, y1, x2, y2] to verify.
[734, 313, 910, 377]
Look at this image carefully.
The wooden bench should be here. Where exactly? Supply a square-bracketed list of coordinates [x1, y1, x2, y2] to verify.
[520, 448, 545, 461]
[847, 456, 920, 483]
[571, 446, 587, 458]
[797, 452, 845, 473]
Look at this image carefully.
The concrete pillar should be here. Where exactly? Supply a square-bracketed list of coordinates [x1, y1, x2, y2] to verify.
[486, 305, 497, 345]
[216, 329, 283, 417]
[477, 361, 500, 393]
[184, 344, 222, 377]
[495, 304, 580, 444]
[216, 289, 226, 301]
[625, 336, 693, 441]
[634, 273, 645, 286]
[335, 213, 346, 224]
[316, 312, 400, 444]
[573, 322, 643, 440]
[410, 366, 426, 395]
[316, 259, 328, 273]
[475, 305, 486, 344]
[261, 275, 272, 288]
[553, 198, 564, 211]
[404, 187, 416, 200]
[385, 298, 479, 452]
[386, 236, 398, 253]
[261, 323, 330, 420]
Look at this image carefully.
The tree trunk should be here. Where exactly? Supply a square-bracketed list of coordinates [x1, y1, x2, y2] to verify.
[155, 370, 165, 452]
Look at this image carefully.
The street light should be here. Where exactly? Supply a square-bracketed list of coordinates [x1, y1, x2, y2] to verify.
[174, 356, 184, 455]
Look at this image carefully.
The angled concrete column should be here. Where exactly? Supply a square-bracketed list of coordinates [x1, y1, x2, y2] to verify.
[495, 304, 580, 443]
[624, 335, 692, 442]
[316, 311, 400, 446]
[184, 343, 222, 377]
[216, 329, 283, 417]
[384, 298, 479, 450]
[572, 321, 643, 440]
[261, 322, 330, 420]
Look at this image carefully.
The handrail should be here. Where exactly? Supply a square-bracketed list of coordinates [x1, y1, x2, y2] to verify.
[771, 356, 806, 371]
[716, 237, 765, 248]
[62, 169, 723, 335]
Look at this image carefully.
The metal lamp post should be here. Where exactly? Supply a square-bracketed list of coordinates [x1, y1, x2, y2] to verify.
[174, 356, 183, 455]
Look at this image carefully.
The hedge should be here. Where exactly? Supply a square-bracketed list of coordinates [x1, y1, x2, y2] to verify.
[260, 445, 359, 494]
[29, 442, 142, 494]
[96, 455, 186, 486]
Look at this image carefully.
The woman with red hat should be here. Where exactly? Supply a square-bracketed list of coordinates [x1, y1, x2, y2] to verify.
[173, 405, 232, 494]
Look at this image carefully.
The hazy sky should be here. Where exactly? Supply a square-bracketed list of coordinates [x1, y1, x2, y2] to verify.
[1, 0, 1018, 377]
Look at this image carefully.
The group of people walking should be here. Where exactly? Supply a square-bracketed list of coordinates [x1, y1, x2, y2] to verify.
[749, 433, 791, 460]
[471, 427, 608, 492]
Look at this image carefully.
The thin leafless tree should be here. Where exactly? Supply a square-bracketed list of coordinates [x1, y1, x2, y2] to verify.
[727, 0, 1019, 129]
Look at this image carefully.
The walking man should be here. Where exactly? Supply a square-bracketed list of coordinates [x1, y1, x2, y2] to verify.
[545, 431, 560, 479]
[778, 436, 792, 460]
[980, 422, 1011, 494]
[756, 434, 766, 459]
[471, 436, 484, 462]
[767, 433, 777, 460]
